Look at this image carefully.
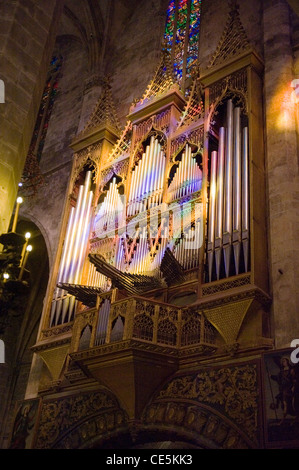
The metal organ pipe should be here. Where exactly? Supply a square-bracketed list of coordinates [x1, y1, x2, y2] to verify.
[167, 146, 202, 202]
[159, 147, 164, 198]
[208, 152, 218, 245]
[179, 152, 184, 198]
[134, 157, 142, 213]
[187, 148, 192, 194]
[215, 127, 225, 280]
[224, 99, 233, 237]
[141, 145, 149, 198]
[233, 107, 242, 233]
[57, 207, 75, 285]
[96, 299, 111, 345]
[181, 149, 187, 197]
[207, 101, 250, 282]
[215, 128, 225, 241]
[151, 139, 159, 206]
[207, 151, 218, 282]
[74, 190, 93, 285]
[151, 140, 157, 197]
[183, 146, 189, 196]
[130, 169, 136, 216]
[233, 107, 242, 274]
[146, 136, 155, 194]
[188, 147, 193, 195]
[128, 137, 166, 215]
[242, 126, 249, 272]
[132, 166, 138, 215]
[68, 171, 92, 284]
[50, 171, 94, 327]
[223, 100, 234, 278]
[108, 180, 116, 229]
[62, 185, 84, 284]
[242, 127, 249, 233]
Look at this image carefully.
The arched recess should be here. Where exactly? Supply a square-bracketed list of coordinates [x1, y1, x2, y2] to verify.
[138, 364, 260, 449]
[58, 399, 254, 449]
[33, 387, 129, 449]
[45, 362, 261, 449]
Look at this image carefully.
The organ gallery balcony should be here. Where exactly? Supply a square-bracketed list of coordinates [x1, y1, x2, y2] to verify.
[65, 294, 217, 419]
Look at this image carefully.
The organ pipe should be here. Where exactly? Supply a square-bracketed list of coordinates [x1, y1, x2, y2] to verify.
[128, 137, 165, 215]
[61, 185, 84, 284]
[233, 107, 242, 274]
[215, 127, 225, 280]
[223, 100, 233, 278]
[173, 224, 201, 271]
[57, 207, 75, 285]
[74, 191, 94, 284]
[224, 99, 233, 238]
[233, 108, 242, 233]
[68, 171, 92, 284]
[207, 100, 250, 282]
[50, 171, 94, 327]
[208, 151, 217, 246]
[96, 298, 111, 345]
[242, 127, 249, 272]
[215, 128, 225, 241]
[207, 151, 217, 282]
[168, 145, 202, 203]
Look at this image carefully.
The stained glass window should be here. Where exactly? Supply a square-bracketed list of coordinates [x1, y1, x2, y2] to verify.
[165, 0, 176, 53]
[32, 55, 62, 163]
[20, 55, 62, 196]
[164, 0, 202, 88]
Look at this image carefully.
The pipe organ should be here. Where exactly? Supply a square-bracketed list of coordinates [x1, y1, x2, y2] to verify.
[127, 135, 166, 215]
[94, 177, 123, 235]
[45, 77, 256, 334]
[207, 99, 249, 282]
[167, 144, 202, 203]
[50, 172, 94, 326]
[116, 228, 168, 275]
[30, 9, 273, 444]
[172, 226, 201, 270]
[95, 298, 111, 345]
[86, 262, 109, 291]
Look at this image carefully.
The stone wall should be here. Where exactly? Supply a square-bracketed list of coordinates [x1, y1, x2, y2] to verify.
[107, 0, 168, 125]
[20, 35, 89, 271]
[263, 0, 299, 347]
[0, 0, 64, 238]
[199, 0, 263, 70]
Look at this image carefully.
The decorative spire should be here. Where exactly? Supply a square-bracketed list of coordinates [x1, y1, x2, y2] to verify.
[132, 44, 175, 109]
[80, 76, 120, 136]
[208, 1, 250, 69]
[177, 70, 204, 129]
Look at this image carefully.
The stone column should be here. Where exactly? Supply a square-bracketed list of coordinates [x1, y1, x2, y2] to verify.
[263, 0, 299, 347]
[0, 0, 65, 237]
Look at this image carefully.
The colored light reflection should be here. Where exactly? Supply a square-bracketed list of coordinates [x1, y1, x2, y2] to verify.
[270, 81, 297, 131]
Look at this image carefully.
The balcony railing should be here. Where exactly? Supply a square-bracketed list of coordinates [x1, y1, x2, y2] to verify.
[70, 293, 216, 355]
